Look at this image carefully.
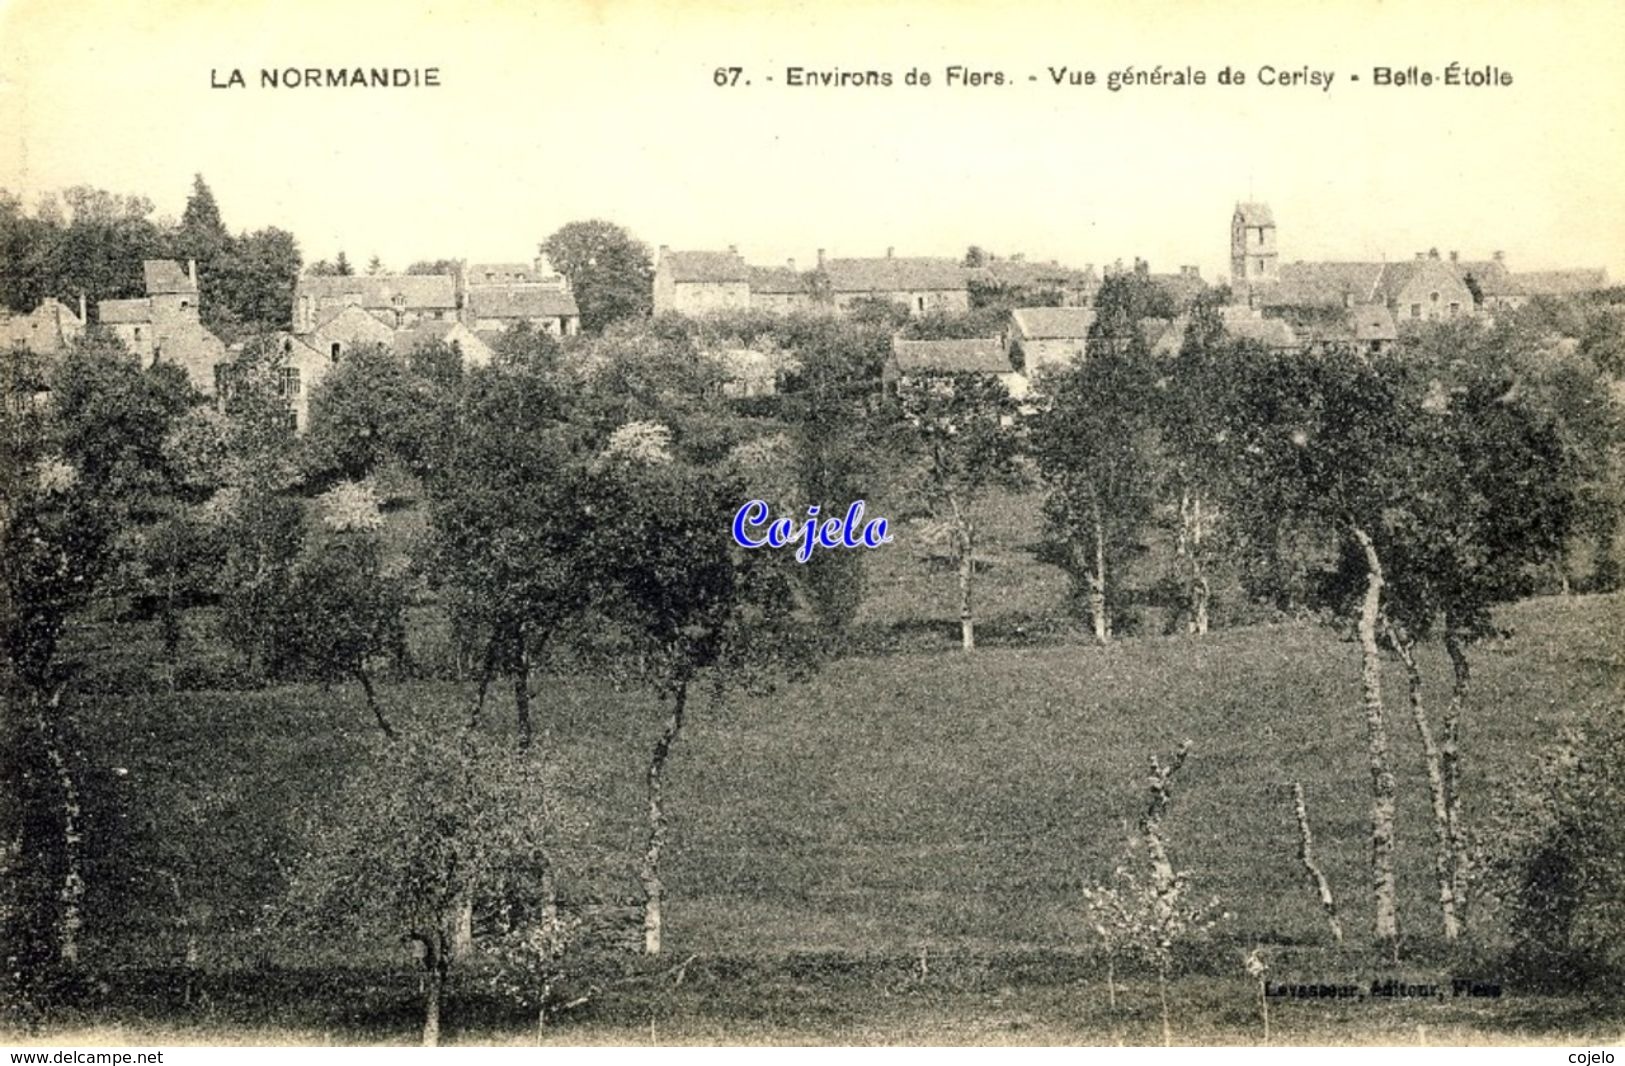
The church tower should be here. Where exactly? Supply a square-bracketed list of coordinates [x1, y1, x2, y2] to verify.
[1231, 202, 1278, 285]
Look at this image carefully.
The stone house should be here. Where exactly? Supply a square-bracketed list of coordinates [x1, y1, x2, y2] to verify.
[393, 320, 495, 368]
[885, 336, 1025, 398]
[463, 286, 580, 336]
[292, 273, 458, 334]
[98, 259, 226, 393]
[652, 247, 752, 315]
[823, 250, 971, 316]
[1009, 307, 1095, 376]
[2, 296, 86, 354]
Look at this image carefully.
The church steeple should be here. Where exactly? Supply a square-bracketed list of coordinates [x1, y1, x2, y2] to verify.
[1231, 202, 1278, 285]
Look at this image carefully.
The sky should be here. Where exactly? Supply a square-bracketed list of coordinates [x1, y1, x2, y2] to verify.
[1, 0, 1622, 282]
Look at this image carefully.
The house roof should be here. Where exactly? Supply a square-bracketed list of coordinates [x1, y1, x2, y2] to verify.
[143, 260, 196, 295]
[662, 250, 750, 284]
[296, 273, 457, 309]
[825, 257, 969, 293]
[1225, 315, 1298, 348]
[1453, 259, 1519, 297]
[466, 286, 580, 319]
[1514, 269, 1610, 296]
[1373, 258, 1471, 304]
[973, 259, 1098, 290]
[308, 302, 396, 336]
[98, 298, 152, 325]
[892, 337, 1011, 375]
[1259, 262, 1387, 309]
[394, 321, 493, 361]
[467, 262, 531, 283]
[1011, 306, 1096, 340]
[1234, 202, 1275, 227]
[747, 266, 807, 295]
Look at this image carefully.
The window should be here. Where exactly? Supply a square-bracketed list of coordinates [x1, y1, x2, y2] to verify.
[133, 327, 143, 341]
[1255, 228, 1264, 245]
[344, 292, 362, 307]
[1449, 302, 1461, 317]
[1410, 304, 1422, 319]
[916, 296, 925, 313]
[1430, 291, 1439, 303]
[279, 367, 301, 398]
[330, 342, 341, 361]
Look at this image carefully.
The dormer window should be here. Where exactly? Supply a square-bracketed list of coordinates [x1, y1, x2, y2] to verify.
[1430, 291, 1440, 303]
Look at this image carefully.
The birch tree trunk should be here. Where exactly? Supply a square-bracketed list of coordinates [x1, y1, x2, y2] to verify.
[946, 490, 975, 652]
[642, 683, 688, 955]
[1385, 625, 1460, 941]
[1442, 630, 1470, 922]
[1349, 526, 1399, 957]
[1089, 494, 1110, 645]
[1290, 782, 1343, 944]
[36, 687, 82, 966]
[355, 668, 396, 738]
[1190, 495, 1209, 636]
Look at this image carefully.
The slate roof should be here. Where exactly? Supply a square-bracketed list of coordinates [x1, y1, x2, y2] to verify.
[98, 298, 152, 325]
[296, 273, 457, 309]
[466, 286, 580, 319]
[1234, 202, 1275, 227]
[1259, 262, 1387, 309]
[1225, 315, 1298, 348]
[747, 266, 808, 295]
[1011, 307, 1096, 340]
[662, 250, 750, 284]
[1515, 269, 1610, 296]
[392, 320, 460, 354]
[1373, 258, 1469, 304]
[1349, 305, 1398, 342]
[891, 337, 1011, 375]
[143, 260, 196, 295]
[826, 257, 969, 293]
[973, 259, 1098, 290]
[1453, 260, 1519, 297]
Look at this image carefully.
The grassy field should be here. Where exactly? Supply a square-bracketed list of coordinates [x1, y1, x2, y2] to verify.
[29, 559, 1623, 1042]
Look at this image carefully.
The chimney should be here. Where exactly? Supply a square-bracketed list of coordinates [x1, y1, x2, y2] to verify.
[658, 244, 670, 264]
[786, 258, 796, 272]
[188, 259, 197, 287]
[1415, 252, 1426, 260]
[886, 246, 894, 258]
[817, 248, 826, 269]
[1181, 265, 1199, 278]
[1428, 248, 1440, 260]
[1493, 250, 1505, 263]
[1011, 252, 1025, 263]
[727, 244, 738, 255]
[1449, 250, 1459, 263]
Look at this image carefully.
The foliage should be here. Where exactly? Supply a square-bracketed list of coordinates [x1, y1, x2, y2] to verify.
[540, 220, 653, 333]
[1480, 713, 1625, 987]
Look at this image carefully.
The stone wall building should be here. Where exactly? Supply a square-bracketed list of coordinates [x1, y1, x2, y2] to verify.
[293, 273, 458, 334]
[98, 259, 226, 393]
[1, 296, 85, 355]
[652, 247, 752, 315]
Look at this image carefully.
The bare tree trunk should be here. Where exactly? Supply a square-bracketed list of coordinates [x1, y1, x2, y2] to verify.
[513, 638, 533, 751]
[642, 683, 688, 955]
[1089, 495, 1110, 645]
[1349, 526, 1399, 958]
[36, 687, 82, 965]
[1385, 624, 1460, 942]
[1289, 782, 1343, 944]
[946, 491, 975, 652]
[419, 933, 446, 1047]
[1190, 495, 1209, 636]
[1442, 630, 1470, 923]
[1142, 742, 1190, 930]
[467, 636, 500, 730]
[355, 668, 396, 738]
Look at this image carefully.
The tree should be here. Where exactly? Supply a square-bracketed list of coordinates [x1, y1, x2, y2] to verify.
[540, 220, 653, 333]
[304, 343, 446, 483]
[268, 533, 409, 736]
[406, 259, 464, 277]
[425, 357, 594, 750]
[1031, 337, 1160, 643]
[1209, 344, 1428, 956]
[893, 370, 1023, 651]
[586, 450, 813, 953]
[366, 254, 385, 276]
[286, 732, 561, 1045]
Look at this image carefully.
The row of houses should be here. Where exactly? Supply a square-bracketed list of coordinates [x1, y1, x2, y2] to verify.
[652, 245, 1108, 318]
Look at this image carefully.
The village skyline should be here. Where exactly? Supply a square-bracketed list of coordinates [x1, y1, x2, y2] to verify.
[4, 0, 1624, 281]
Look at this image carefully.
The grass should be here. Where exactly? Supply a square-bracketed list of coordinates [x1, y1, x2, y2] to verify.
[25, 564, 1621, 1043]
